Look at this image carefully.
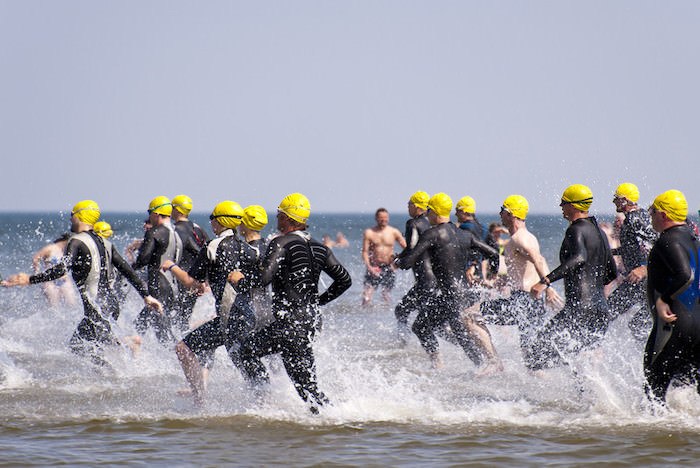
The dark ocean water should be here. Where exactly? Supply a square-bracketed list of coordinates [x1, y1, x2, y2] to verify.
[2, 212, 700, 466]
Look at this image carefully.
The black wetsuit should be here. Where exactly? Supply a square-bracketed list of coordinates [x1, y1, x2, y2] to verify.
[181, 229, 257, 368]
[238, 230, 351, 409]
[644, 224, 700, 402]
[245, 237, 272, 329]
[526, 216, 617, 370]
[132, 223, 182, 343]
[608, 209, 657, 339]
[173, 219, 208, 332]
[460, 219, 488, 279]
[397, 222, 498, 365]
[29, 230, 149, 363]
[394, 213, 435, 342]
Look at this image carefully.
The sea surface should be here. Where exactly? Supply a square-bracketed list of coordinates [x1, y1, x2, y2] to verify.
[2, 211, 700, 466]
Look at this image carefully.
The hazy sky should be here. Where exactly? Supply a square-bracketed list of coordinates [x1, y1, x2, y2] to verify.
[1, 1, 698, 215]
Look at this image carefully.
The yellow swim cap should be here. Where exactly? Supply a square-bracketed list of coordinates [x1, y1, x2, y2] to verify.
[172, 194, 193, 215]
[278, 193, 311, 224]
[243, 205, 268, 231]
[428, 192, 453, 218]
[148, 196, 173, 216]
[561, 184, 593, 211]
[211, 201, 244, 229]
[456, 196, 476, 214]
[93, 221, 113, 238]
[71, 200, 100, 225]
[614, 183, 640, 203]
[409, 191, 430, 210]
[653, 189, 687, 222]
[502, 194, 529, 220]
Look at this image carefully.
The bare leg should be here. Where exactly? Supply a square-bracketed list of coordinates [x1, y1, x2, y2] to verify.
[463, 312, 503, 375]
[175, 340, 205, 406]
[121, 335, 142, 357]
[362, 285, 375, 307]
[429, 351, 444, 369]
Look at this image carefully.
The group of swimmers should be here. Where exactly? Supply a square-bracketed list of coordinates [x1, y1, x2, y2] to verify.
[2, 184, 700, 410]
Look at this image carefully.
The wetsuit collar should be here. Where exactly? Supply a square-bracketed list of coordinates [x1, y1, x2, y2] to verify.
[217, 228, 236, 239]
[289, 230, 311, 241]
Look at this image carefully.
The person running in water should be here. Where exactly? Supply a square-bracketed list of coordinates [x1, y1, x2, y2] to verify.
[530, 184, 617, 370]
[361, 208, 406, 306]
[230, 193, 352, 413]
[2, 200, 162, 365]
[239, 205, 272, 328]
[163, 201, 257, 406]
[455, 196, 489, 284]
[132, 196, 182, 344]
[171, 194, 209, 332]
[396, 193, 501, 372]
[644, 190, 700, 403]
[480, 195, 563, 358]
[394, 191, 434, 346]
[606, 183, 657, 340]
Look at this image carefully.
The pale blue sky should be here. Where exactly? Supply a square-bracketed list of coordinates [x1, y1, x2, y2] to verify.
[1, 1, 698, 215]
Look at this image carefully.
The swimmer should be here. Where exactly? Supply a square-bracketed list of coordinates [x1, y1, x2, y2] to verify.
[396, 193, 502, 372]
[2, 201, 162, 365]
[480, 195, 563, 360]
[31, 233, 77, 308]
[644, 190, 700, 403]
[132, 196, 183, 344]
[361, 208, 406, 306]
[171, 195, 209, 333]
[230, 193, 352, 413]
[394, 191, 435, 346]
[163, 201, 257, 406]
[607, 183, 657, 340]
[530, 184, 617, 371]
[455, 196, 489, 283]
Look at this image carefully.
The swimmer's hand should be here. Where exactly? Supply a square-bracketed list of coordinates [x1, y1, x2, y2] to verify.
[655, 297, 676, 324]
[144, 295, 163, 314]
[545, 287, 564, 309]
[1, 273, 30, 287]
[626, 265, 647, 284]
[228, 270, 244, 285]
[530, 281, 547, 299]
[161, 260, 175, 272]
[466, 266, 477, 284]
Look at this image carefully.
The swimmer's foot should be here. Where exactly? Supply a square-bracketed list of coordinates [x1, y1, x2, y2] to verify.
[122, 335, 142, 357]
[475, 358, 504, 377]
[429, 352, 444, 369]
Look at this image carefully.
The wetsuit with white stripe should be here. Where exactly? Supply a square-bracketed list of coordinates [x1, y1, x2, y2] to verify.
[608, 208, 657, 339]
[397, 222, 498, 365]
[182, 229, 256, 367]
[29, 230, 149, 362]
[238, 230, 352, 409]
[644, 224, 700, 402]
[173, 219, 208, 331]
[132, 222, 182, 343]
[526, 216, 617, 370]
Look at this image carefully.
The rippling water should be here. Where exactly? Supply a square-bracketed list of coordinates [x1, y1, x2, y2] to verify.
[2, 212, 700, 466]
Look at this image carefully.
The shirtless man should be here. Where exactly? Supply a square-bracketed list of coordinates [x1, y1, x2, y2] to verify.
[32, 233, 77, 308]
[480, 195, 563, 356]
[362, 208, 406, 306]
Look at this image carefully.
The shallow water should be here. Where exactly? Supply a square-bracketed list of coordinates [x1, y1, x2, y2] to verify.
[2, 212, 700, 466]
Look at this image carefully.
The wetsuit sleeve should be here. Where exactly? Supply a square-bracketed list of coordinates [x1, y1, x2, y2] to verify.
[631, 215, 657, 264]
[28, 238, 84, 284]
[471, 236, 499, 262]
[654, 240, 693, 304]
[547, 226, 587, 283]
[132, 228, 156, 270]
[397, 232, 431, 269]
[187, 247, 209, 283]
[112, 246, 149, 297]
[259, 239, 283, 286]
[318, 249, 352, 306]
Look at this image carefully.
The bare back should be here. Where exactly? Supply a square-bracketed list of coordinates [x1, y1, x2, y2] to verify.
[503, 227, 548, 291]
